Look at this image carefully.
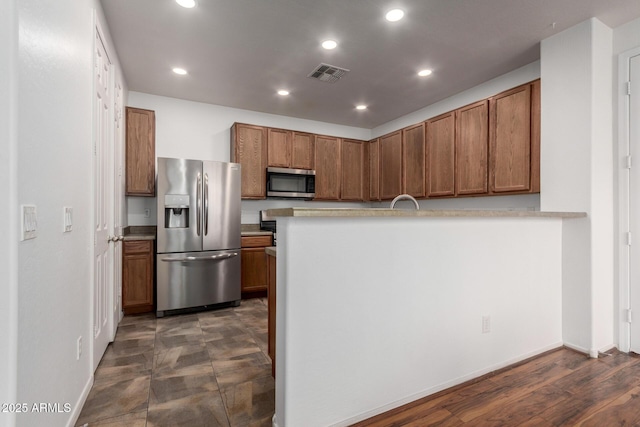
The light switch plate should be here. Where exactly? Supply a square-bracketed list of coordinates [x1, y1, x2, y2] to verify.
[21, 204, 37, 241]
[63, 207, 73, 232]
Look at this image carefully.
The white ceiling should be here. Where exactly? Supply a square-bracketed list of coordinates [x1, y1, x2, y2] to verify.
[100, 0, 640, 129]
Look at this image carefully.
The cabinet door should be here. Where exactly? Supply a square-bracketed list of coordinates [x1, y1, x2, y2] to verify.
[530, 79, 541, 193]
[241, 248, 268, 293]
[341, 139, 365, 201]
[125, 107, 155, 196]
[490, 84, 531, 193]
[232, 123, 267, 199]
[426, 112, 455, 197]
[267, 128, 291, 168]
[291, 132, 315, 170]
[369, 139, 380, 201]
[456, 100, 489, 195]
[380, 131, 403, 200]
[122, 240, 153, 314]
[403, 123, 426, 198]
[314, 135, 341, 200]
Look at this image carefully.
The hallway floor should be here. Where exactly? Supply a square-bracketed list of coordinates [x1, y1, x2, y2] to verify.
[76, 298, 273, 427]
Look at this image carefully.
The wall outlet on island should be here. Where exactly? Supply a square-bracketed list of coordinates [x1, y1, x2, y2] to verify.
[482, 315, 491, 334]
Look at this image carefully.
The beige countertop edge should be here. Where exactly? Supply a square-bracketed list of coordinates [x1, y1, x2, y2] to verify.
[122, 234, 156, 241]
[241, 230, 273, 237]
[265, 247, 276, 257]
[266, 208, 587, 219]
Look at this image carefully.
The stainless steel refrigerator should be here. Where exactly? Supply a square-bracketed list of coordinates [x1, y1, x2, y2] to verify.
[156, 157, 241, 317]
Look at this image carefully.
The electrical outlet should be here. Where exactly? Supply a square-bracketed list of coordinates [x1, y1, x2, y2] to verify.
[482, 315, 491, 334]
[144, 209, 150, 218]
[77, 336, 82, 360]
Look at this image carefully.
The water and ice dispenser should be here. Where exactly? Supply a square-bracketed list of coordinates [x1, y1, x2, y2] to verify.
[164, 194, 190, 228]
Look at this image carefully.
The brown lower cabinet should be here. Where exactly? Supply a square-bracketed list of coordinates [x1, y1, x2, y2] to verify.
[122, 240, 154, 314]
[240, 235, 272, 296]
[267, 252, 276, 377]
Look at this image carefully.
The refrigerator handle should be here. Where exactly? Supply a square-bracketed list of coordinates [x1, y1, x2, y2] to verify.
[204, 173, 209, 236]
[196, 172, 202, 236]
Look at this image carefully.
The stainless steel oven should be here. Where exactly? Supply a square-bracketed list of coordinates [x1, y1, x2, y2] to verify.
[266, 167, 315, 199]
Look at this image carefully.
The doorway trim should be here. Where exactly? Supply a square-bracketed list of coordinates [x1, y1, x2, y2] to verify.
[617, 45, 640, 353]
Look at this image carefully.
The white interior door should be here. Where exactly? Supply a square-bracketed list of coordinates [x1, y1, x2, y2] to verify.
[93, 28, 113, 370]
[630, 53, 640, 353]
[112, 77, 124, 333]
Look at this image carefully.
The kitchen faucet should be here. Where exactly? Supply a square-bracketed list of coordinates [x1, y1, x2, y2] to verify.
[390, 194, 420, 210]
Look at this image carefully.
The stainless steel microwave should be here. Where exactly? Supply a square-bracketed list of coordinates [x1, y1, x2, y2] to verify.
[266, 167, 315, 199]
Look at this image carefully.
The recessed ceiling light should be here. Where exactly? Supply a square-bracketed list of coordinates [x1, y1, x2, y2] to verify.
[322, 40, 337, 50]
[176, 0, 196, 8]
[356, 105, 367, 110]
[277, 90, 290, 96]
[385, 9, 404, 22]
[418, 69, 432, 77]
[172, 67, 188, 75]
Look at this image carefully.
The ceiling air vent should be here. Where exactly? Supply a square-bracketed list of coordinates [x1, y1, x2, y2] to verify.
[307, 63, 350, 83]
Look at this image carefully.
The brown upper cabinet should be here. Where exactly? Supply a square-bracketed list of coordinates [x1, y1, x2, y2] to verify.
[292, 132, 315, 170]
[368, 139, 380, 201]
[125, 107, 155, 196]
[267, 128, 315, 170]
[267, 128, 291, 168]
[489, 83, 532, 193]
[403, 123, 426, 198]
[314, 135, 341, 200]
[425, 112, 455, 197]
[530, 80, 541, 194]
[231, 123, 267, 199]
[379, 131, 403, 200]
[341, 139, 366, 201]
[455, 100, 489, 196]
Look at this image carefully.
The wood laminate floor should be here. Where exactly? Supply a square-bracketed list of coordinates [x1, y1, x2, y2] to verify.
[76, 298, 273, 427]
[354, 347, 640, 427]
[78, 301, 640, 427]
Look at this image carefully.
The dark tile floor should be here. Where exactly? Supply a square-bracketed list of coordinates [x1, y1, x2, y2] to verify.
[76, 298, 274, 427]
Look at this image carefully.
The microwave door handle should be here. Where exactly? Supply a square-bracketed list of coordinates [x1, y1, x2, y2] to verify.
[196, 172, 202, 236]
[204, 173, 209, 236]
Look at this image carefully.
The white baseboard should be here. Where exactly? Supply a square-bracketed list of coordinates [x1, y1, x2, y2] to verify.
[330, 342, 564, 427]
[66, 374, 94, 427]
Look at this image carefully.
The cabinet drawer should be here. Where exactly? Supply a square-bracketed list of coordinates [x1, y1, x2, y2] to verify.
[123, 240, 153, 255]
[241, 235, 272, 248]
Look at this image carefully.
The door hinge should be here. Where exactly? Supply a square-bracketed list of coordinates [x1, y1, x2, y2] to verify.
[627, 231, 632, 246]
[627, 81, 632, 96]
[626, 155, 632, 169]
[627, 309, 633, 323]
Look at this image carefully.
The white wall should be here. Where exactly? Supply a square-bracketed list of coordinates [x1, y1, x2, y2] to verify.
[276, 215, 564, 426]
[541, 18, 615, 355]
[13, 1, 125, 425]
[0, 0, 18, 426]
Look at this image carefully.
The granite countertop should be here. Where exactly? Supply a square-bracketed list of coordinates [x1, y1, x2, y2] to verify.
[122, 226, 156, 241]
[241, 224, 273, 237]
[266, 208, 587, 219]
[265, 247, 276, 257]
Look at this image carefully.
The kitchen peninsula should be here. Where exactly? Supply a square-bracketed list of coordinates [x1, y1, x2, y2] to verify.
[267, 207, 586, 427]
